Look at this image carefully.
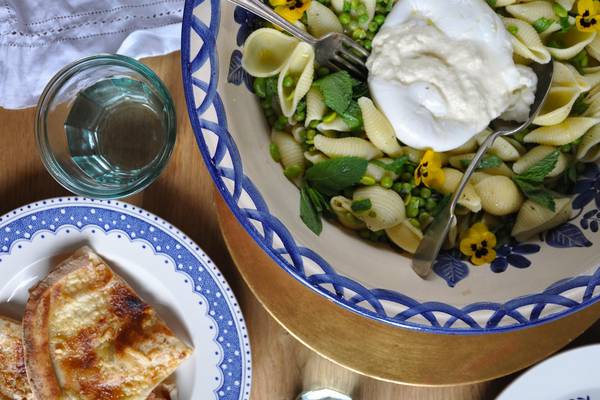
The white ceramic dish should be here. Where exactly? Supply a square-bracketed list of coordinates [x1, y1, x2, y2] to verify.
[181, 0, 600, 333]
[497, 344, 600, 400]
[0, 197, 251, 400]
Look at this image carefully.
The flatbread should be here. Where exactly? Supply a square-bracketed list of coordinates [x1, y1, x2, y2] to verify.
[0, 316, 33, 400]
[23, 247, 193, 400]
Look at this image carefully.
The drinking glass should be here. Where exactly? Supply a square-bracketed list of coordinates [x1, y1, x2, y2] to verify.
[35, 54, 176, 199]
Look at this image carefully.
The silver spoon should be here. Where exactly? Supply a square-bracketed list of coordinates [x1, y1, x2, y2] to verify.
[411, 61, 554, 279]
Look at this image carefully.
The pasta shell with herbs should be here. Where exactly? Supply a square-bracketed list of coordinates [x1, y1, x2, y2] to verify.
[278, 42, 315, 118]
[576, 124, 600, 161]
[512, 198, 572, 242]
[304, 150, 328, 165]
[271, 129, 305, 173]
[386, 220, 423, 254]
[533, 86, 582, 126]
[502, 17, 552, 64]
[358, 97, 403, 157]
[241, 28, 299, 78]
[330, 196, 366, 230]
[474, 176, 524, 216]
[306, 1, 343, 38]
[353, 186, 405, 231]
[583, 66, 600, 88]
[553, 62, 590, 92]
[524, 117, 600, 145]
[476, 131, 522, 161]
[314, 135, 383, 160]
[513, 145, 569, 177]
[435, 168, 482, 213]
[305, 87, 326, 127]
[506, 2, 560, 34]
[546, 30, 597, 60]
[317, 117, 352, 132]
[587, 35, 600, 62]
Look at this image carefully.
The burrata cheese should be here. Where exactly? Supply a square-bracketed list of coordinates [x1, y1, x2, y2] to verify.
[366, 0, 537, 151]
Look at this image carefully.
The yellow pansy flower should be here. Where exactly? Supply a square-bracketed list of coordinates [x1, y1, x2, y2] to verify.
[459, 223, 497, 266]
[270, 0, 312, 24]
[576, 0, 600, 31]
[414, 150, 445, 188]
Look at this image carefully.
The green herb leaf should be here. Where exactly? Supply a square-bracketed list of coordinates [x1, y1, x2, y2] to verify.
[314, 71, 354, 115]
[507, 24, 519, 35]
[460, 155, 503, 170]
[300, 186, 323, 235]
[351, 198, 372, 212]
[340, 100, 363, 130]
[351, 79, 369, 99]
[572, 94, 590, 115]
[305, 157, 368, 197]
[559, 16, 572, 31]
[513, 177, 556, 211]
[533, 17, 554, 32]
[373, 156, 411, 175]
[306, 186, 331, 214]
[485, 0, 496, 7]
[553, 2, 568, 18]
[515, 149, 560, 182]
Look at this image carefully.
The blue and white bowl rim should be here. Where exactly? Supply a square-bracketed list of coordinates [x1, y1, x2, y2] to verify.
[180, 0, 600, 334]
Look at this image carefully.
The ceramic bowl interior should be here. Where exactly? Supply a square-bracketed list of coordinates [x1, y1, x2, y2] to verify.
[182, 0, 600, 333]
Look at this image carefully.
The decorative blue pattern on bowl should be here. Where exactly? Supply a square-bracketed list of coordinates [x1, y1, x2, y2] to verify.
[181, 0, 600, 333]
[0, 197, 251, 400]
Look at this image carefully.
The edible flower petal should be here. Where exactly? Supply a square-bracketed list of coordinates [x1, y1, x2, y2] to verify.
[270, 0, 312, 23]
[576, 0, 600, 31]
[459, 222, 497, 266]
[414, 150, 445, 188]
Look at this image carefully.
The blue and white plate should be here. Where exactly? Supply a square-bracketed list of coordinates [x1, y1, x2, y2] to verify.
[0, 197, 251, 400]
[181, 0, 600, 334]
[496, 344, 600, 400]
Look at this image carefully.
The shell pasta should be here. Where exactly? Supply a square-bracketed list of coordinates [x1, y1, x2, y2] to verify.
[241, 0, 599, 264]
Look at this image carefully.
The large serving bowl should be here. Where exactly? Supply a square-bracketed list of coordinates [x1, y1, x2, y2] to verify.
[182, 0, 600, 334]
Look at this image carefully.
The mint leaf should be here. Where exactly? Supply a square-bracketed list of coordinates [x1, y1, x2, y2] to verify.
[305, 157, 368, 197]
[461, 155, 503, 170]
[314, 71, 353, 115]
[516, 150, 560, 182]
[513, 178, 556, 211]
[533, 17, 554, 32]
[300, 186, 323, 235]
[340, 101, 363, 130]
[306, 186, 331, 214]
[351, 198, 372, 212]
[373, 156, 410, 175]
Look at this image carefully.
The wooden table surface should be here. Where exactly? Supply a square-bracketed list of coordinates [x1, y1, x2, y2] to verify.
[2, 52, 599, 400]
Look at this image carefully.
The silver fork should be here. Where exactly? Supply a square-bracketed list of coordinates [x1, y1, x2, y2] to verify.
[227, 0, 369, 79]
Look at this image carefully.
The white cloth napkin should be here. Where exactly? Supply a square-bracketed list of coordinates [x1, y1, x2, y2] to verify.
[0, 0, 184, 109]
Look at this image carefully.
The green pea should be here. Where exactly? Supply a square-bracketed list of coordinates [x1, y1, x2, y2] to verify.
[366, 31, 375, 40]
[283, 75, 295, 88]
[296, 100, 306, 112]
[358, 14, 369, 25]
[419, 212, 431, 226]
[284, 164, 303, 179]
[368, 21, 379, 32]
[306, 129, 316, 142]
[409, 218, 421, 229]
[420, 188, 432, 198]
[560, 143, 572, 153]
[406, 199, 420, 218]
[269, 142, 281, 162]
[309, 120, 320, 128]
[360, 175, 376, 186]
[339, 12, 351, 25]
[356, 3, 367, 14]
[411, 187, 421, 196]
[405, 164, 415, 174]
[274, 115, 287, 130]
[253, 78, 267, 98]
[348, 20, 359, 31]
[294, 111, 306, 122]
[363, 40, 372, 50]
[323, 111, 337, 123]
[425, 198, 437, 211]
[352, 28, 367, 40]
[380, 175, 394, 189]
[401, 172, 413, 182]
[374, 14, 386, 25]
[392, 182, 404, 193]
[375, 4, 385, 13]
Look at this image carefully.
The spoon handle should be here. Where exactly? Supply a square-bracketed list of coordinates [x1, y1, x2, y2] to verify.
[227, 0, 317, 45]
[411, 133, 498, 278]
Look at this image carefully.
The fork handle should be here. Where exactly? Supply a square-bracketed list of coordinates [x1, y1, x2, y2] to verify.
[228, 0, 317, 45]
